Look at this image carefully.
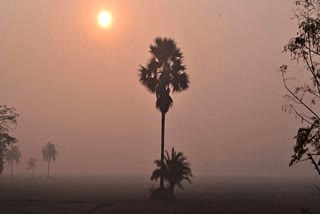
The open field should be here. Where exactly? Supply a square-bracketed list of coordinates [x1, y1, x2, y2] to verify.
[0, 176, 319, 214]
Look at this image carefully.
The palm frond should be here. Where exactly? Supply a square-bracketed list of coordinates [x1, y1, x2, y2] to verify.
[42, 142, 57, 163]
[138, 66, 157, 93]
[154, 159, 162, 167]
[5, 145, 21, 165]
[171, 72, 190, 93]
[151, 147, 193, 191]
[150, 168, 162, 181]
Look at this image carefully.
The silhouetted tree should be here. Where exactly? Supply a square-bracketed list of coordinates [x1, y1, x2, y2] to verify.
[42, 142, 57, 178]
[139, 37, 190, 189]
[27, 158, 37, 179]
[5, 145, 21, 178]
[151, 147, 192, 195]
[280, 0, 320, 175]
[0, 105, 18, 175]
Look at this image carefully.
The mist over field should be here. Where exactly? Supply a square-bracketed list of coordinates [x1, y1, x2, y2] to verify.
[0, 0, 314, 178]
[1, 175, 319, 213]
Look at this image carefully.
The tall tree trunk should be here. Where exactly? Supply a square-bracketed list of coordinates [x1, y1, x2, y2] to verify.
[0, 153, 4, 175]
[160, 112, 165, 189]
[47, 160, 50, 178]
[170, 182, 174, 195]
[10, 161, 13, 179]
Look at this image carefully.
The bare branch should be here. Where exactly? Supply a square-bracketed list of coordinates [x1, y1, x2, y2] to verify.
[282, 71, 320, 121]
[307, 153, 320, 175]
[290, 104, 313, 124]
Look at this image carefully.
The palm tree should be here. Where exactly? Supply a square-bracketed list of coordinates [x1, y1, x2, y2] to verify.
[26, 158, 37, 179]
[139, 37, 190, 189]
[0, 134, 17, 175]
[151, 147, 193, 195]
[5, 145, 21, 178]
[42, 142, 57, 178]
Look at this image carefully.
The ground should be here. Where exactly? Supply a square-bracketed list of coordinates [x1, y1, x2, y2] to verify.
[0, 176, 319, 214]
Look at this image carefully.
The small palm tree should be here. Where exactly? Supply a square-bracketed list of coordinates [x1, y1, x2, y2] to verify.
[5, 145, 21, 178]
[139, 37, 190, 189]
[27, 158, 37, 179]
[151, 147, 193, 195]
[42, 142, 57, 178]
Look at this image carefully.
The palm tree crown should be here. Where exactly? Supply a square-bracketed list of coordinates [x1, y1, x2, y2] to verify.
[5, 145, 21, 178]
[42, 142, 57, 178]
[5, 145, 21, 165]
[139, 37, 190, 114]
[42, 142, 57, 163]
[151, 147, 193, 194]
[27, 158, 37, 170]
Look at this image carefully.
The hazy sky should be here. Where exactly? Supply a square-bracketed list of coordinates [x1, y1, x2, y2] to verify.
[0, 0, 314, 177]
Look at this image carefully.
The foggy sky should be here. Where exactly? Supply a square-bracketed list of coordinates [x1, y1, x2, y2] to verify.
[0, 0, 313, 177]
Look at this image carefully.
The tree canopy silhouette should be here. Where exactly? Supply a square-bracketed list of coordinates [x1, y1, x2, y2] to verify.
[0, 105, 18, 175]
[42, 142, 57, 178]
[5, 145, 21, 178]
[280, 0, 320, 175]
[151, 147, 192, 195]
[138, 37, 190, 189]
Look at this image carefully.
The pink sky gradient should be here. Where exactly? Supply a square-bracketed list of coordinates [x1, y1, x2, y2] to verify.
[0, 0, 313, 177]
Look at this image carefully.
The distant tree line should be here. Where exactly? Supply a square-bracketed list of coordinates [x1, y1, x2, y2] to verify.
[1, 142, 57, 179]
[0, 106, 57, 178]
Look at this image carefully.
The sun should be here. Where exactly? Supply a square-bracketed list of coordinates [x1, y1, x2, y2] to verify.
[98, 11, 112, 28]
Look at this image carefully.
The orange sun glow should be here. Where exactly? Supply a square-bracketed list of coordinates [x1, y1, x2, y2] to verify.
[98, 10, 112, 28]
